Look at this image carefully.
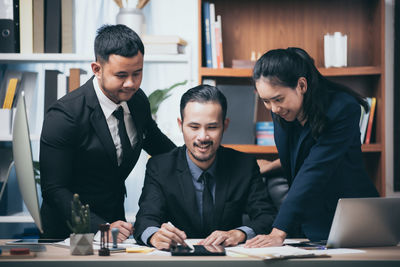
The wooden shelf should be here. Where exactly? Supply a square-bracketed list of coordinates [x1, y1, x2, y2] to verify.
[361, 143, 383, 153]
[0, 212, 33, 223]
[200, 66, 381, 79]
[199, 0, 386, 194]
[223, 144, 382, 154]
[0, 134, 40, 142]
[0, 53, 189, 63]
[200, 67, 252, 78]
[223, 144, 278, 154]
[319, 66, 382, 77]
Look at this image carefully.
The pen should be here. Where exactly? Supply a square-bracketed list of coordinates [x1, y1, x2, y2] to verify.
[167, 221, 192, 249]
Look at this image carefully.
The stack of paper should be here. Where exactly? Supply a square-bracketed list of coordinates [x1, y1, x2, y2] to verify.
[142, 35, 187, 55]
[226, 246, 326, 260]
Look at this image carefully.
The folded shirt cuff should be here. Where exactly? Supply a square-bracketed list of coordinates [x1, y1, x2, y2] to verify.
[141, 226, 160, 245]
[236, 226, 256, 240]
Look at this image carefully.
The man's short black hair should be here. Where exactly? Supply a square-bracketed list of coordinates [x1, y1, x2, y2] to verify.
[94, 24, 145, 63]
[180, 84, 227, 122]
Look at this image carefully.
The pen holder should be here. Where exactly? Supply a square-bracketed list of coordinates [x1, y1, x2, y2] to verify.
[69, 233, 94, 255]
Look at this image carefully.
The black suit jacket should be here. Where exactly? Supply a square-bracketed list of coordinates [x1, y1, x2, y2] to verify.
[40, 77, 175, 238]
[133, 146, 277, 244]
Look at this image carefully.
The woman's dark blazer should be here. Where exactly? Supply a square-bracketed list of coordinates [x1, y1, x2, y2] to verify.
[272, 91, 379, 241]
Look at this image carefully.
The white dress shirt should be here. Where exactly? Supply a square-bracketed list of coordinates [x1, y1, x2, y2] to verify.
[93, 78, 137, 166]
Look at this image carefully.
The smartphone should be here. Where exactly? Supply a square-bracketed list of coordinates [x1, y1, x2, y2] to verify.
[171, 245, 226, 256]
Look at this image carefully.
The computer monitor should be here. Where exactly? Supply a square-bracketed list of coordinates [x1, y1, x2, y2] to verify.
[12, 92, 43, 234]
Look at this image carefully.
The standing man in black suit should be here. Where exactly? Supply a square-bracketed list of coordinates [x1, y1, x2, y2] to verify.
[134, 85, 276, 250]
[40, 24, 175, 241]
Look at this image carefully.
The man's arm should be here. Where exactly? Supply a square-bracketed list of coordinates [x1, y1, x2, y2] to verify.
[257, 159, 281, 174]
[135, 89, 176, 155]
[40, 104, 106, 234]
[245, 158, 278, 234]
[133, 158, 167, 244]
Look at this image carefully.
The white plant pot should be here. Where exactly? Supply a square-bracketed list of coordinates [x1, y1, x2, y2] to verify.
[70, 233, 94, 255]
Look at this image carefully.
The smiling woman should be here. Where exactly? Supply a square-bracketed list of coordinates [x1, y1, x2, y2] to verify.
[246, 47, 379, 248]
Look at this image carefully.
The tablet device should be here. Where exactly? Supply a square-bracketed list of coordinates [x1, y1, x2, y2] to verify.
[171, 245, 226, 256]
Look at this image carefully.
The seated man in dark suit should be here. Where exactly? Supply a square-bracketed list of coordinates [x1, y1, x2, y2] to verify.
[134, 85, 277, 250]
[40, 24, 175, 242]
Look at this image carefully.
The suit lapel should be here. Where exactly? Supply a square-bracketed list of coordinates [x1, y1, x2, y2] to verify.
[176, 147, 202, 233]
[274, 118, 292, 179]
[84, 77, 119, 167]
[292, 123, 311, 177]
[213, 147, 229, 229]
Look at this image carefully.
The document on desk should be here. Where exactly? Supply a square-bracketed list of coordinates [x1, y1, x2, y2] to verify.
[54, 238, 149, 252]
[226, 246, 329, 260]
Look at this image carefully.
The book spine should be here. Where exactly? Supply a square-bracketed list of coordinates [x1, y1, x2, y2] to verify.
[0, 19, 16, 53]
[68, 68, 87, 92]
[19, 0, 33, 54]
[13, 0, 20, 53]
[209, 3, 217, 68]
[61, 0, 74, 53]
[33, 0, 44, 53]
[216, 15, 224, 68]
[365, 97, 376, 145]
[44, 70, 60, 113]
[2, 78, 19, 109]
[360, 98, 371, 143]
[202, 2, 212, 68]
[44, 0, 61, 53]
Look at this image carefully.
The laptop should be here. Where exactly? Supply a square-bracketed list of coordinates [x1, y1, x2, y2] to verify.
[326, 197, 400, 248]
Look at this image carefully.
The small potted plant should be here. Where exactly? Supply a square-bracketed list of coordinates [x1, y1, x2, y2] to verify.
[67, 193, 94, 255]
[148, 80, 187, 120]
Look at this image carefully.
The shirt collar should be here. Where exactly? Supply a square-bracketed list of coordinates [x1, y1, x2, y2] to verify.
[93, 78, 130, 118]
[185, 148, 217, 182]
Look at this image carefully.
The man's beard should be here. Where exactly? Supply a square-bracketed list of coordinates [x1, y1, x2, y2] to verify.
[190, 141, 215, 162]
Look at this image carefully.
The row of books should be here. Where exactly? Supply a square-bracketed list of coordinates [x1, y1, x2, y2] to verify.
[43, 68, 86, 113]
[0, 68, 85, 135]
[204, 78, 377, 146]
[360, 97, 377, 145]
[0, 70, 37, 135]
[256, 122, 275, 146]
[0, 0, 74, 54]
[202, 1, 224, 68]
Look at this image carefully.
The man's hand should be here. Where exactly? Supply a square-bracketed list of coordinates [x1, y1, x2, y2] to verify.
[149, 223, 187, 250]
[198, 229, 246, 247]
[244, 228, 287, 247]
[109, 220, 133, 243]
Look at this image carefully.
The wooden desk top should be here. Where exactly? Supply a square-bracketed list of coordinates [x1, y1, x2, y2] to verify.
[1, 240, 399, 267]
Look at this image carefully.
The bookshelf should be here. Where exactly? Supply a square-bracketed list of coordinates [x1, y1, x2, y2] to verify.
[199, 0, 386, 195]
[0, 53, 190, 63]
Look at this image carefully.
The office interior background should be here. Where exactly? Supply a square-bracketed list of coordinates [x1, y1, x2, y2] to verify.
[0, 0, 398, 238]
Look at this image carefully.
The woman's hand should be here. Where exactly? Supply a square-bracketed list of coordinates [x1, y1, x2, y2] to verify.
[244, 228, 287, 247]
[257, 159, 281, 174]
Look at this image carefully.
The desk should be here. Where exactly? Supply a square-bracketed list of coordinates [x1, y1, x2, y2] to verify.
[0, 240, 399, 267]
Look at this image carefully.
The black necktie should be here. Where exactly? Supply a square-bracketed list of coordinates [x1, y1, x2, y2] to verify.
[201, 172, 214, 236]
[112, 106, 133, 165]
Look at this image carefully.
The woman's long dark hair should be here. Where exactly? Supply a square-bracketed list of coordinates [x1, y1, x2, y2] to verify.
[253, 47, 369, 139]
